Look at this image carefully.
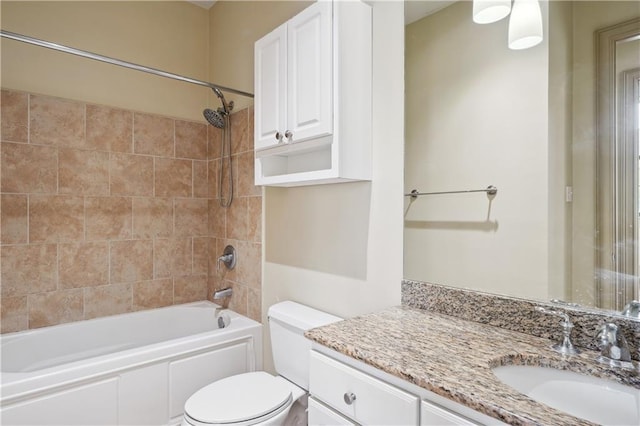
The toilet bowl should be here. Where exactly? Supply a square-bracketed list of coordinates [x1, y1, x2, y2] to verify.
[181, 302, 341, 426]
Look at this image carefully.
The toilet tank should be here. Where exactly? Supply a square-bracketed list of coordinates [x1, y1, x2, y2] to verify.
[268, 301, 342, 391]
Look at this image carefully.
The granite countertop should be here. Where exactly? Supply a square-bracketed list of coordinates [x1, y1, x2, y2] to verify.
[305, 306, 640, 426]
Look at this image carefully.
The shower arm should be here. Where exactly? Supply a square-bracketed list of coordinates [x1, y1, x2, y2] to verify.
[0, 30, 254, 99]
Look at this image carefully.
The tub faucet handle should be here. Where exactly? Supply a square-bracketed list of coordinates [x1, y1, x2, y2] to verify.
[217, 245, 236, 272]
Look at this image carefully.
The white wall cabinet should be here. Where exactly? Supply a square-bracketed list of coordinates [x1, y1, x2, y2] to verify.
[309, 349, 501, 426]
[254, 0, 372, 186]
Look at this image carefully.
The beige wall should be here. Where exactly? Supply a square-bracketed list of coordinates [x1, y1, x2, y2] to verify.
[404, 0, 550, 300]
[208, 0, 311, 111]
[1, 1, 209, 121]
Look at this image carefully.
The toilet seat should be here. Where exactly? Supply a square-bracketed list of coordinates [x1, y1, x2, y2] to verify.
[183, 372, 293, 426]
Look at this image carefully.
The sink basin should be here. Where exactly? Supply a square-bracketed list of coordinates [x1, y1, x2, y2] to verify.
[492, 365, 640, 425]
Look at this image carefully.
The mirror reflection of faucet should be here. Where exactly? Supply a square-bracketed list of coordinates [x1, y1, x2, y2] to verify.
[596, 323, 635, 370]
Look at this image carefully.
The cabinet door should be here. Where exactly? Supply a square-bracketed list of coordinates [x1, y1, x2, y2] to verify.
[308, 397, 356, 426]
[421, 400, 479, 426]
[254, 22, 287, 150]
[286, 0, 333, 144]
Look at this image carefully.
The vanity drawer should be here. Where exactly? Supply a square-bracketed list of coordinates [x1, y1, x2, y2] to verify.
[309, 351, 419, 425]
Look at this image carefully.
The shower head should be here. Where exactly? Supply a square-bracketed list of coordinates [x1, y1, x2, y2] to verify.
[204, 87, 234, 128]
[203, 108, 226, 129]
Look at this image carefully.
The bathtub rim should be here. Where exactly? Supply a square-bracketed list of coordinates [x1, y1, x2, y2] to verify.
[1, 302, 263, 406]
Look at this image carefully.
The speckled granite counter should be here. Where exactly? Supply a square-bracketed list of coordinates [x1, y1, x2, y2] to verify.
[305, 306, 640, 426]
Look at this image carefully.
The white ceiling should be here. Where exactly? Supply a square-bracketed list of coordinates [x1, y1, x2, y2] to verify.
[186, 1, 455, 25]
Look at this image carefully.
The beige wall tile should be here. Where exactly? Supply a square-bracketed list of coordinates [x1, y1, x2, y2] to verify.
[1, 194, 28, 244]
[227, 282, 247, 316]
[233, 241, 261, 289]
[247, 196, 262, 243]
[230, 109, 249, 154]
[174, 275, 207, 304]
[1, 142, 57, 193]
[132, 197, 173, 238]
[29, 289, 83, 328]
[247, 287, 261, 323]
[208, 159, 219, 198]
[1, 90, 28, 143]
[1, 296, 28, 333]
[175, 120, 207, 160]
[193, 160, 209, 198]
[248, 106, 254, 149]
[133, 279, 173, 310]
[208, 126, 222, 160]
[155, 158, 192, 197]
[59, 148, 109, 195]
[226, 196, 247, 241]
[237, 151, 261, 197]
[110, 240, 153, 284]
[154, 238, 192, 278]
[134, 113, 174, 157]
[84, 283, 132, 319]
[86, 104, 132, 152]
[29, 195, 84, 243]
[193, 237, 209, 275]
[110, 153, 154, 196]
[208, 199, 226, 238]
[1, 244, 58, 297]
[30, 95, 84, 147]
[86, 197, 132, 240]
[174, 198, 208, 237]
[59, 242, 109, 289]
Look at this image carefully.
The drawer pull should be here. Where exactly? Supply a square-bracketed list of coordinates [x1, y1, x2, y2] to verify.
[343, 392, 357, 405]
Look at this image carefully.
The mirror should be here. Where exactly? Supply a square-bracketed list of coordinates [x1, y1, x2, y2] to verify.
[404, 0, 640, 315]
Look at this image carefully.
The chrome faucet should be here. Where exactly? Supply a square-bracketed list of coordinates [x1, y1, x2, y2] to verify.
[596, 323, 635, 370]
[217, 245, 236, 272]
[535, 307, 580, 355]
[212, 287, 233, 300]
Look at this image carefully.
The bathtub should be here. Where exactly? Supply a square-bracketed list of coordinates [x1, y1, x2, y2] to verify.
[0, 301, 262, 426]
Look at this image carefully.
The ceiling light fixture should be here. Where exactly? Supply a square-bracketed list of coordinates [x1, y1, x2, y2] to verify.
[473, 0, 512, 24]
[508, 0, 543, 50]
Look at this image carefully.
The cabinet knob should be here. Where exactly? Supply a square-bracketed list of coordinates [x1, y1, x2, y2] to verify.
[275, 132, 284, 143]
[343, 392, 356, 405]
[284, 130, 293, 142]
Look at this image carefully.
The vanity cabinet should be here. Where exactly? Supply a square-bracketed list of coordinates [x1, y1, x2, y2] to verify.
[309, 350, 490, 426]
[309, 351, 419, 425]
[253, 0, 372, 186]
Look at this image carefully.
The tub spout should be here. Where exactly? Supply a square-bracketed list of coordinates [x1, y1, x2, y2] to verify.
[213, 287, 233, 300]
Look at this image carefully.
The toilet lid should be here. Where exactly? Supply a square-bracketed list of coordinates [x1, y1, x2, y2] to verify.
[184, 372, 293, 424]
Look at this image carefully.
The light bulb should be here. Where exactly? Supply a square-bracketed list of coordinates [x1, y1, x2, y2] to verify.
[508, 0, 543, 50]
[473, 0, 512, 24]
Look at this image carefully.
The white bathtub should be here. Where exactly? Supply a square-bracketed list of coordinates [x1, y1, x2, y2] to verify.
[0, 301, 262, 426]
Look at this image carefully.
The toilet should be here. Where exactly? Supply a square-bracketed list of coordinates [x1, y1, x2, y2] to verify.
[182, 301, 342, 426]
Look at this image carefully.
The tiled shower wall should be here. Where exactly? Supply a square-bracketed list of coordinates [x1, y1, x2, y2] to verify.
[0, 89, 262, 333]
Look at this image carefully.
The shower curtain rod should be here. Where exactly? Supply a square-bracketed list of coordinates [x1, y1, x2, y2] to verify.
[0, 30, 254, 98]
